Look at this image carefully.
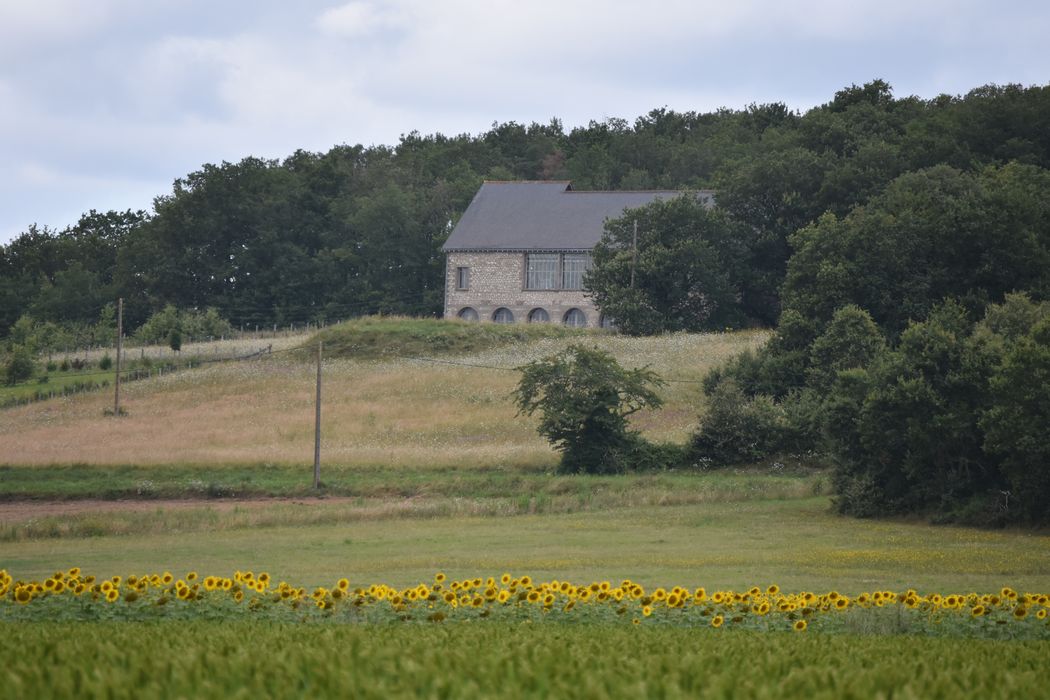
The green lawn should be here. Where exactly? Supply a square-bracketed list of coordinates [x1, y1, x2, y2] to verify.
[4, 496, 1048, 593]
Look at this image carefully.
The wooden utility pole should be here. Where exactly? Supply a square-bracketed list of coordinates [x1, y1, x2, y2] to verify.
[113, 298, 123, 416]
[313, 341, 323, 490]
[630, 220, 639, 288]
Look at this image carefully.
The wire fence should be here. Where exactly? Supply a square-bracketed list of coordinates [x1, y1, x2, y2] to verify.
[1, 345, 276, 410]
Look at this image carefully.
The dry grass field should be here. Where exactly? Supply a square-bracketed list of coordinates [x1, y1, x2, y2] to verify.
[0, 329, 768, 469]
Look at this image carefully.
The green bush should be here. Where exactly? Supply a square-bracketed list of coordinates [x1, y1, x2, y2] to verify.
[4, 347, 36, 385]
[690, 379, 788, 465]
[99, 354, 113, 371]
[513, 345, 665, 474]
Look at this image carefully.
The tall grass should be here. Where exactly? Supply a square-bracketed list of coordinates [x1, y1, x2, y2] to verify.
[0, 328, 768, 468]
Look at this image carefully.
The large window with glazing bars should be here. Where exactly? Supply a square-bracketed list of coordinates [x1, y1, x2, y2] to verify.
[525, 252, 592, 290]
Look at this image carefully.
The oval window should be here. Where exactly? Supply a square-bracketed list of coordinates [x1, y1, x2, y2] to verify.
[492, 307, 515, 324]
[458, 307, 479, 321]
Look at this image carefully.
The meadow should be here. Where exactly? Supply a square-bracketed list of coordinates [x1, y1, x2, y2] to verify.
[2, 320, 1049, 698]
[0, 325, 767, 467]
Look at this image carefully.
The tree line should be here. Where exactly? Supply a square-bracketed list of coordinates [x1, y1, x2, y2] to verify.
[4, 80, 1050, 340]
[572, 83, 1050, 525]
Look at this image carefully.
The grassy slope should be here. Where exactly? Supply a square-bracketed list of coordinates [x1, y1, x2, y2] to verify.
[3, 622, 1048, 699]
[0, 324, 768, 468]
[307, 315, 586, 359]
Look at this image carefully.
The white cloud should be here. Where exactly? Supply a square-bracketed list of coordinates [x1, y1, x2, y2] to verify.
[315, 1, 407, 37]
[1, 0, 1049, 244]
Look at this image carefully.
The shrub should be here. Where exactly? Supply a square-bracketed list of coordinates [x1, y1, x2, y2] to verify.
[513, 345, 665, 474]
[99, 354, 113, 371]
[4, 347, 36, 385]
[690, 379, 788, 465]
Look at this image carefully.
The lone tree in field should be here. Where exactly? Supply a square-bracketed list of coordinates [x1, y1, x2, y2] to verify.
[513, 344, 664, 474]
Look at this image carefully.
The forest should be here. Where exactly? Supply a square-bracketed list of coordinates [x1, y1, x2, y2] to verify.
[3, 79, 1049, 339]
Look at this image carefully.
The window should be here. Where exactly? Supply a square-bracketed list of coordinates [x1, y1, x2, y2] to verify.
[562, 253, 592, 290]
[525, 252, 592, 290]
[492, 307, 515, 324]
[457, 307, 479, 321]
[455, 266, 470, 290]
[525, 253, 558, 290]
[527, 308, 550, 323]
[563, 308, 587, 328]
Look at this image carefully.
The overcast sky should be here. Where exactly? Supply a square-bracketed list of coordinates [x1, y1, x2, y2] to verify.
[2, 0, 1048, 244]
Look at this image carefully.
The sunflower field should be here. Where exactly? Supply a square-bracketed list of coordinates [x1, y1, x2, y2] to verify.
[3, 567, 1048, 640]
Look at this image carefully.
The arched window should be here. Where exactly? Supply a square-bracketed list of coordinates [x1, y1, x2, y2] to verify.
[457, 307, 479, 322]
[599, 314, 617, 330]
[492, 307, 515, 324]
[527, 308, 550, 323]
[563, 308, 587, 328]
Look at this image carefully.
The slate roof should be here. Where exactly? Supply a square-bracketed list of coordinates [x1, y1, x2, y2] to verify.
[442, 181, 714, 252]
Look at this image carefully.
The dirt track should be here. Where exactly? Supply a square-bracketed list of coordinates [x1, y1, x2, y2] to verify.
[0, 497, 357, 520]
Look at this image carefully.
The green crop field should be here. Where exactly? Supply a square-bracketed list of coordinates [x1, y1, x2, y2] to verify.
[3, 622, 1048, 699]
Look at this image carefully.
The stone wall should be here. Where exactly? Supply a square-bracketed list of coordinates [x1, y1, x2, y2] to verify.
[444, 251, 603, 327]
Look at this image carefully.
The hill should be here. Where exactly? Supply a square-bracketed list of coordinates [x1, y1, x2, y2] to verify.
[0, 321, 768, 470]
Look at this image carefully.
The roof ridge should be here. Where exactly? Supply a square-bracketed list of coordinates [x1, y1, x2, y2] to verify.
[481, 179, 572, 184]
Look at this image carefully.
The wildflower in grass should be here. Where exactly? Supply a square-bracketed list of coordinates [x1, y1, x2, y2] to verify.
[1013, 606, 1028, 620]
[15, 588, 32, 604]
[711, 615, 724, 628]
[1036, 610, 1047, 620]
[793, 620, 807, 632]
[186, 572, 198, 582]
[767, 585, 779, 595]
[105, 589, 119, 603]
[971, 605, 985, 617]
[642, 605, 653, 617]
[435, 573, 447, 584]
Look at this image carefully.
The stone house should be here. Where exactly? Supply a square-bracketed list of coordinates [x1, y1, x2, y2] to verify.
[442, 181, 713, 327]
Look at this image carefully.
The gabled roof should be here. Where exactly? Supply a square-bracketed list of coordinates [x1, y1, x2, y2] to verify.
[442, 181, 713, 252]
